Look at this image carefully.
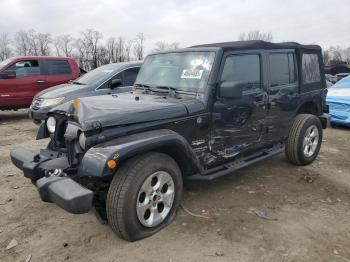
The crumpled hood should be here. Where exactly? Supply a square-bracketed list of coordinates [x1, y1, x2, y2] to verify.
[53, 92, 205, 131]
[36, 83, 88, 99]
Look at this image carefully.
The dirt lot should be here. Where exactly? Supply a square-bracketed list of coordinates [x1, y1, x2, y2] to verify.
[0, 110, 350, 262]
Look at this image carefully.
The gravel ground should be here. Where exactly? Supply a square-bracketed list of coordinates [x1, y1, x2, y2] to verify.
[1, 110, 350, 262]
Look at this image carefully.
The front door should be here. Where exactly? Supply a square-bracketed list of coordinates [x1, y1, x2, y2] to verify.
[211, 52, 268, 164]
[0, 59, 46, 107]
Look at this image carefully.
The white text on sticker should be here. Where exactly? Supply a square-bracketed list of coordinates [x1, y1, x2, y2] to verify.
[181, 69, 203, 79]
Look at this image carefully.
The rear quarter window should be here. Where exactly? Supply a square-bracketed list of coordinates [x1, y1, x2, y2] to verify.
[302, 54, 321, 84]
[44, 60, 72, 75]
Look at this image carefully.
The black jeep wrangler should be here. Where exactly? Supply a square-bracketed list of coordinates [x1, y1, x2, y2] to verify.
[11, 41, 329, 241]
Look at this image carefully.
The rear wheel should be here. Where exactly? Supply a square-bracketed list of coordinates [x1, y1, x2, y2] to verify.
[285, 114, 322, 166]
[106, 152, 183, 241]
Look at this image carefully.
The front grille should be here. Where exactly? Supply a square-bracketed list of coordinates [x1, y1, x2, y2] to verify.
[31, 98, 43, 110]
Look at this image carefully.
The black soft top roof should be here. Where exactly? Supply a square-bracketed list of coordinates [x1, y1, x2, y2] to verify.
[191, 40, 321, 52]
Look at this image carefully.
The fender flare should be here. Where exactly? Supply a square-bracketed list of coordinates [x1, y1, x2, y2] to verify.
[78, 129, 203, 177]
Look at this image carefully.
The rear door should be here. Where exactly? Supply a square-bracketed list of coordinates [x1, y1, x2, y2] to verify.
[0, 59, 46, 107]
[42, 59, 75, 88]
[266, 51, 299, 141]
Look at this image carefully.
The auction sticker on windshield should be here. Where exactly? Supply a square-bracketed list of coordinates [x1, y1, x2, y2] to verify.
[181, 69, 203, 79]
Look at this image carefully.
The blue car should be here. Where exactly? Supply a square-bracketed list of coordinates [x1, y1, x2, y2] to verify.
[326, 75, 350, 127]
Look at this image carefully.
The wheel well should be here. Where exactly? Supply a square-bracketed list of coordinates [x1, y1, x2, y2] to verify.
[296, 102, 320, 116]
[153, 145, 199, 178]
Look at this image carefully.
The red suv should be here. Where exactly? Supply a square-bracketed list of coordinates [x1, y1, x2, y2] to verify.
[0, 56, 80, 110]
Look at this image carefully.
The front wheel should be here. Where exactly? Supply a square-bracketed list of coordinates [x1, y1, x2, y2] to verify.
[285, 114, 323, 166]
[106, 152, 183, 241]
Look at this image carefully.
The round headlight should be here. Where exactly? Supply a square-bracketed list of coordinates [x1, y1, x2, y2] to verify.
[46, 116, 56, 133]
[79, 132, 86, 149]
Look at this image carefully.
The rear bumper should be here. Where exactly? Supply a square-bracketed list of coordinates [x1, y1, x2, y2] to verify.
[10, 146, 93, 214]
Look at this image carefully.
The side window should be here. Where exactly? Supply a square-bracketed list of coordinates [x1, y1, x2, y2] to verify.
[4, 60, 40, 77]
[269, 53, 296, 87]
[112, 72, 122, 81]
[221, 54, 261, 90]
[44, 60, 71, 75]
[97, 72, 122, 90]
[302, 54, 321, 84]
[123, 67, 140, 86]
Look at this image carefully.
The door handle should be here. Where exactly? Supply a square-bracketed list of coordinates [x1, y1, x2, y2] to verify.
[0, 94, 10, 97]
[36, 80, 46, 84]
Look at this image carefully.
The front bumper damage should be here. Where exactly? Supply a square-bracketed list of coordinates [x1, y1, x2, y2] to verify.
[10, 146, 93, 214]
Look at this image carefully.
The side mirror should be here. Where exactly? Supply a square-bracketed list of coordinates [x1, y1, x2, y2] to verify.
[0, 72, 16, 79]
[219, 81, 243, 99]
[110, 79, 122, 89]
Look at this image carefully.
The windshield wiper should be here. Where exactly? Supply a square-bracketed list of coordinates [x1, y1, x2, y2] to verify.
[152, 86, 199, 96]
[134, 83, 153, 91]
[151, 86, 178, 92]
[135, 84, 197, 96]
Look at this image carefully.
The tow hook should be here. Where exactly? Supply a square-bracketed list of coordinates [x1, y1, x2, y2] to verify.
[46, 169, 66, 177]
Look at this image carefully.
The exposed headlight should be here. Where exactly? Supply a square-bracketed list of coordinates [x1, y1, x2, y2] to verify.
[46, 116, 56, 133]
[41, 97, 65, 108]
[79, 132, 86, 150]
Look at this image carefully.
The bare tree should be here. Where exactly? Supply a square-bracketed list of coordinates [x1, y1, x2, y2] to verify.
[344, 47, 350, 64]
[76, 29, 102, 70]
[37, 33, 51, 55]
[106, 37, 117, 63]
[238, 30, 273, 41]
[27, 29, 40, 55]
[124, 39, 134, 62]
[106, 37, 127, 63]
[0, 33, 12, 60]
[52, 37, 61, 56]
[328, 46, 343, 62]
[323, 50, 330, 65]
[14, 30, 31, 55]
[60, 35, 74, 57]
[117, 37, 127, 62]
[96, 45, 109, 66]
[10, 28, 147, 70]
[153, 41, 180, 51]
[133, 33, 145, 60]
[75, 38, 86, 69]
[53, 34, 74, 57]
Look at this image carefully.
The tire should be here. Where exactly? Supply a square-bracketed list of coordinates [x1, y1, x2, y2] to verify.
[106, 152, 183, 241]
[285, 114, 322, 166]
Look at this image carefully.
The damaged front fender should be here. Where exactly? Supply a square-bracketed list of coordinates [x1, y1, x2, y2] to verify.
[79, 129, 203, 178]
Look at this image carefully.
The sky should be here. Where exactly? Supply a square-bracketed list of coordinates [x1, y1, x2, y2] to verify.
[0, 0, 349, 53]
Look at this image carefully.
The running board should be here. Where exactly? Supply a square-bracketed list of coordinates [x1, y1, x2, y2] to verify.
[188, 144, 285, 181]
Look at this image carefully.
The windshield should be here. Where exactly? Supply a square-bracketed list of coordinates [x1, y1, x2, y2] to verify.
[0, 58, 14, 68]
[135, 51, 215, 93]
[74, 64, 121, 85]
